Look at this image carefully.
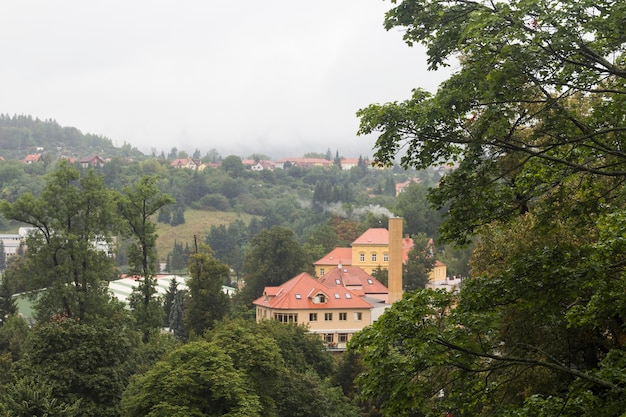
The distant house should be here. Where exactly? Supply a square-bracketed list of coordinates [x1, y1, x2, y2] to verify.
[340, 158, 360, 170]
[395, 178, 421, 194]
[274, 158, 333, 169]
[198, 162, 221, 171]
[170, 158, 200, 170]
[23, 154, 42, 164]
[79, 155, 105, 169]
[253, 269, 389, 349]
[251, 160, 275, 171]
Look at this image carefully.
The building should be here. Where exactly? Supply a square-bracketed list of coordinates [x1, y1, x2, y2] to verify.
[313, 225, 447, 283]
[253, 270, 389, 349]
[79, 155, 105, 169]
[170, 158, 200, 170]
[314, 228, 414, 276]
[23, 153, 42, 164]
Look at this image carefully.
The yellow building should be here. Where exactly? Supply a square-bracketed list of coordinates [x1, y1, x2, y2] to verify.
[313, 227, 446, 283]
[253, 269, 389, 350]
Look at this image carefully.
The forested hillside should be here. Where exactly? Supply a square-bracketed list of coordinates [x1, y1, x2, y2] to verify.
[0, 114, 143, 160]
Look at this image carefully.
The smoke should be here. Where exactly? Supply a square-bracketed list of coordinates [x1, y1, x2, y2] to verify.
[321, 202, 394, 220]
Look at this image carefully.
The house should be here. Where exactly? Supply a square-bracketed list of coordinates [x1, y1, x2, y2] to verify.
[79, 155, 105, 169]
[23, 154, 42, 164]
[251, 160, 275, 171]
[274, 158, 333, 169]
[314, 225, 446, 283]
[198, 162, 221, 171]
[170, 158, 200, 170]
[253, 270, 389, 349]
[395, 178, 421, 194]
[339, 158, 360, 170]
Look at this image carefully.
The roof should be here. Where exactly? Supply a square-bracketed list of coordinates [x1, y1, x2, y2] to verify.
[23, 154, 42, 162]
[319, 266, 388, 295]
[313, 247, 353, 266]
[253, 272, 375, 310]
[351, 228, 414, 262]
[170, 158, 199, 167]
[352, 228, 389, 245]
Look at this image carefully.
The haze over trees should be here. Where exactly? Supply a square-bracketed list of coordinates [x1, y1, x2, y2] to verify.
[352, 0, 626, 416]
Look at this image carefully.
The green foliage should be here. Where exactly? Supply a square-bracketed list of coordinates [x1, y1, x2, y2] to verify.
[403, 233, 434, 291]
[353, 1, 626, 415]
[15, 318, 140, 417]
[118, 176, 174, 340]
[0, 162, 118, 322]
[120, 340, 262, 417]
[239, 226, 313, 305]
[184, 245, 230, 337]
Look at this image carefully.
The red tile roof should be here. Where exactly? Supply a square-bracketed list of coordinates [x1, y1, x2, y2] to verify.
[313, 247, 352, 266]
[253, 272, 375, 310]
[319, 266, 388, 295]
[352, 228, 390, 245]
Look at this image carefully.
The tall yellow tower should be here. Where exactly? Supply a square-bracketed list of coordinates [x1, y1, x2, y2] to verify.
[388, 217, 403, 303]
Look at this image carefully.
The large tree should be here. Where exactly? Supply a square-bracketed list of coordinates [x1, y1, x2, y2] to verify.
[353, 0, 626, 416]
[0, 162, 117, 322]
[183, 241, 230, 337]
[118, 176, 174, 340]
[239, 226, 312, 305]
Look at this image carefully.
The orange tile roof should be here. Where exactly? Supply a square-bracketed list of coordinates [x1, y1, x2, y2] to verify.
[319, 266, 388, 295]
[313, 247, 352, 266]
[352, 228, 389, 245]
[253, 272, 375, 310]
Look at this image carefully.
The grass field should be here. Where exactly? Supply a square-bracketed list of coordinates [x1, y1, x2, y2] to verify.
[1, 209, 253, 264]
[155, 209, 254, 261]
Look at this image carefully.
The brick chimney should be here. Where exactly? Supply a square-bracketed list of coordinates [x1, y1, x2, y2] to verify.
[388, 217, 403, 303]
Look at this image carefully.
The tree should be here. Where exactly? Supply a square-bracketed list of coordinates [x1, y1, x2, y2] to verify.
[120, 340, 262, 417]
[118, 176, 174, 340]
[162, 277, 178, 328]
[353, 1, 626, 415]
[0, 274, 17, 326]
[0, 241, 5, 272]
[184, 240, 230, 337]
[239, 226, 312, 305]
[403, 233, 435, 291]
[221, 155, 244, 177]
[14, 317, 140, 417]
[0, 162, 117, 322]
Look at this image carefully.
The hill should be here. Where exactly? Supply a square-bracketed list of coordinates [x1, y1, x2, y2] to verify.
[0, 114, 144, 160]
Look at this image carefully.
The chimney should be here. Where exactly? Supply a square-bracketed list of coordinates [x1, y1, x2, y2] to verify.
[388, 217, 403, 303]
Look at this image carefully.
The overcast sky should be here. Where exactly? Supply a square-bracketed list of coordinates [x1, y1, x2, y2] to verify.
[1, 1, 453, 159]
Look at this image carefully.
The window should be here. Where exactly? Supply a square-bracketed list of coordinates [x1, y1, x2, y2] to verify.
[295, 293, 301, 299]
[359, 253, 365, 262]
[367, 279, 373, 284]
[372, 253, 377, 262]
[319, 268, 325, 276]
[354, 312, 362, 321]
[325, 312, 333, 321]
[345, 293, 352, 299]
[383, 253, 389, 262]
[339, 312, 347, 321]
[334, 293, 340, 299]
[274, 313, 298, 323]
[335, 279, 341, 285]
[338, 333, 348, 343]
[309, 313, 317, 321]
[323, 334, 334, 343]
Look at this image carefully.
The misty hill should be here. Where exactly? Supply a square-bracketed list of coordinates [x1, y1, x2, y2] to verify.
[0, 114, 144, 160]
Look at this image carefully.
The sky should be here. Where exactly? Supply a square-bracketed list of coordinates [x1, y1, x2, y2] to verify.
[1, 1, 454, 160]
